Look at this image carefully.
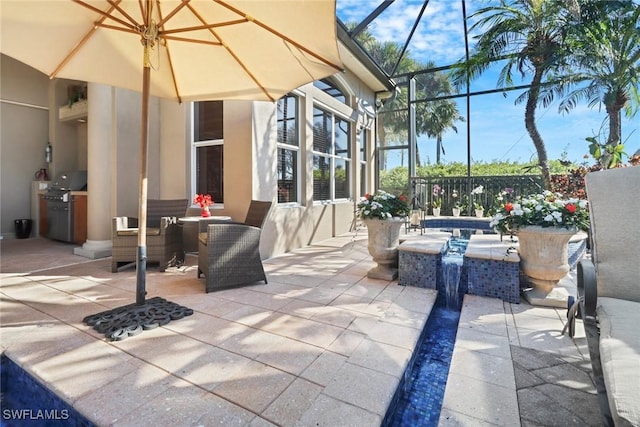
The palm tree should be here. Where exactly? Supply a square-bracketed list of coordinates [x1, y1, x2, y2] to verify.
[558, 0, 640, 168]
[348, 24, 463, 171]
[450, 0, 573, 190]
[417, 71, 465, 164]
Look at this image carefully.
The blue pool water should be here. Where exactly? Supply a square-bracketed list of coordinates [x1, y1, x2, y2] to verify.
[386, 295, 460, 426]
[385, 231, 471, 426]
[0, 354, 95, 427]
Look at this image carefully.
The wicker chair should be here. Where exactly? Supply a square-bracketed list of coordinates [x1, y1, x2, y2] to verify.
[111, 199, 188, 272]
[197, 200, 272, 292]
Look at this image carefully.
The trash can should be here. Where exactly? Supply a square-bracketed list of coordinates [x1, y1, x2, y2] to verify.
[14, 219, 33, 239]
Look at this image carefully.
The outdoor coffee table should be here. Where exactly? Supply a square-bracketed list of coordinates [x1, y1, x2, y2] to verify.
[178, 215, 232, 253]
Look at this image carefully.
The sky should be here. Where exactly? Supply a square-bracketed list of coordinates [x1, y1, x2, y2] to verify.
[336, 0, 639, 165]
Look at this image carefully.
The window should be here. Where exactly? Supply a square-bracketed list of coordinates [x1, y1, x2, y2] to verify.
[277, 94, 299, 203]
[313, 79, 346, 103]
[359, 130, 368, 197]
[193, 101, 224, 203]
[312, 107, 351, 201]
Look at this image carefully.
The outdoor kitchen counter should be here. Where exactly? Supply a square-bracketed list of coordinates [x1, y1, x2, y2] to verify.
[38, 191, 88, 244]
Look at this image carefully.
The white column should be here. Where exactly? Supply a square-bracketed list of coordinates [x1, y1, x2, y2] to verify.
[74, 83, 112, 258]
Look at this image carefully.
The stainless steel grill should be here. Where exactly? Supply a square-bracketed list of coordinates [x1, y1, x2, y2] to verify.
[45, 171, 87, 242]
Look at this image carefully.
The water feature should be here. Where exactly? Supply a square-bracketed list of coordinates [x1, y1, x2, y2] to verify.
[441, 229, 471, 309]
[386, 229, 472, 426]
[386, 295, 460, 426]
[0, 354, 95, 427]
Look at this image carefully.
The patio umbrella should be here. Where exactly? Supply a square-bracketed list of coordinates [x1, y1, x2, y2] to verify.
[1, 0, 343, 306]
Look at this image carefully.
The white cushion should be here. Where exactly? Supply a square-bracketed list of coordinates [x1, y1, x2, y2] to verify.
[597, 297, 640, 427]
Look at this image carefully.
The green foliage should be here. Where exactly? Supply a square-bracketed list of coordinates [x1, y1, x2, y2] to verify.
[414, 160, 570, 177]
[587, 137, 627, 168]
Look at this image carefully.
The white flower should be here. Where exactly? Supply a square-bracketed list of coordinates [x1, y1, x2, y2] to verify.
[543, 214, 554, 222]
[471, 185, 484, 195]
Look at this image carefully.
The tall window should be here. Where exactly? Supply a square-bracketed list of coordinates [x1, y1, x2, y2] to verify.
[277, 94, 299, 204]
[312, 107, 351, 201]
[359, 130, 368, 197]
[194, 101, 224, 203]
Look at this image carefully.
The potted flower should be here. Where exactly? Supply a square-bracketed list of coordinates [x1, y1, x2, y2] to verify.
[193, 193, 214, 217]
[489, 190, 589, 234]
[431, 184, 443, 216]
[357, 190, 409, 280]
[471, 185, 484, 217]
[490, 190, 589, 303]
[451, 190, 461, 217]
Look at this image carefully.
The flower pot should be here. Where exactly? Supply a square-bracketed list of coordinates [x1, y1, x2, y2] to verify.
[452, 208, 460, 217]
[432, 207, 441, 217]
[363, 218, 404, 280]
[475, 209, 484, 218]
[518, 226, 577, 307]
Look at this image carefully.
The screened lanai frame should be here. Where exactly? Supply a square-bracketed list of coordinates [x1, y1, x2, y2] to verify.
[337, 0, 533, 207]
[336, 0, 639, 213]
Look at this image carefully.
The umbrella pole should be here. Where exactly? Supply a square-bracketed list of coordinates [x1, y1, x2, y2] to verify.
[135, 49, 152, 306]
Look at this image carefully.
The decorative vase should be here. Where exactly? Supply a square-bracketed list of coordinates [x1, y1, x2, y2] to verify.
[517, 226, 577, 307]
[432, 207, 441, 217]
[475, 209, 484, 218]
[363, 218, 404, 280]
[452, 207, 460, 217]
[201, 206, 211, 217]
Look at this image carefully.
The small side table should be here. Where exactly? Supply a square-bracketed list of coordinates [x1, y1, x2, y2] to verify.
[178, 215, 232, 253]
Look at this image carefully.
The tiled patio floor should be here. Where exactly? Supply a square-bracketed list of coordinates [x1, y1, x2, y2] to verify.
[0, 233, 599, 426]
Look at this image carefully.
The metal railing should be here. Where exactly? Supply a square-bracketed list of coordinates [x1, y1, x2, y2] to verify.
[405, 175, 545, 215]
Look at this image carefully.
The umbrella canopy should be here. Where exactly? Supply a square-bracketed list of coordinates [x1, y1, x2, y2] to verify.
[1, 0, 343, 102]
[1, 0, 343, 304]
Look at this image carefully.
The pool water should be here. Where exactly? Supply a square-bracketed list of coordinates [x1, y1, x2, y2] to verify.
[0, 354, 95, 427]
[386, 295, 460, 426]
[386, 230, 471, 426]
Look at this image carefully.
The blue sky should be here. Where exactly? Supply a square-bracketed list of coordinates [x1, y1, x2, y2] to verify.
[336, 0, 639, 165]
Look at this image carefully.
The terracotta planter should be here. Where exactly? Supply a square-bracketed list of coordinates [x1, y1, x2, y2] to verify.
[518, 226, 576, 293]
[432, 207, 441, 217]
[363, 218, 404, 280]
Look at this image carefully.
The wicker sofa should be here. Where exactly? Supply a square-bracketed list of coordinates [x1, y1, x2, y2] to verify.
[111, 199, 188, 272]
[197, 200, 271, 292]
[578, 166, 640, 427]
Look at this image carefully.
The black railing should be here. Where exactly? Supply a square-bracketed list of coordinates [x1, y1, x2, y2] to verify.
[404, 175, 545, 216]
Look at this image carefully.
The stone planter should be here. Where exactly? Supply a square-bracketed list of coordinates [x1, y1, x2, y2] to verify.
[518, 226, 577, 307]
[363, 218, 404, 280]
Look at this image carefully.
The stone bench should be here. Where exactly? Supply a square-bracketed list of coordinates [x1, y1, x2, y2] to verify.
[464, 234, 521, 303]
[398, 232, 451, 290]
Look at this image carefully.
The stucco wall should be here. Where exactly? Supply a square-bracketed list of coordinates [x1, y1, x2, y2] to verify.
[2, 53, 380, 262]
[0, 54, 49, 238]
